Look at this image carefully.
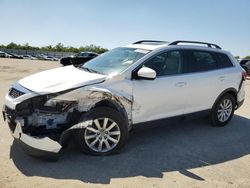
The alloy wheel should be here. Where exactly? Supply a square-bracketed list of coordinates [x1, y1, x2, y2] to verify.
[84, 118, 121, 152]
[217, 99, 233, 122]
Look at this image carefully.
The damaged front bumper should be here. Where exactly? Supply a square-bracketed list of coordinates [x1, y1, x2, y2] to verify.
[3, 110, 62, 160]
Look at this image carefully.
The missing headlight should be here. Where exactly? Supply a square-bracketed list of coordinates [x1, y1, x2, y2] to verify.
[45, 98, 77, 112]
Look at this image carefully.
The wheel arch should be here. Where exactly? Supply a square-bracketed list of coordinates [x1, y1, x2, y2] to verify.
[212, 88, 237, 109]
[92, 99, 129, 125]
[58, 86, 133, 145]
[59, 99, 130, 147]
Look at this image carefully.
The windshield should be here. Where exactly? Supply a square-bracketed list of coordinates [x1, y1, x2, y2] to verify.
[81, 47, 150, 75]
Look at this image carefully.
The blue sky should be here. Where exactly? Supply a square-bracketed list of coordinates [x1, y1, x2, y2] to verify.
[0, 0, 250, 57]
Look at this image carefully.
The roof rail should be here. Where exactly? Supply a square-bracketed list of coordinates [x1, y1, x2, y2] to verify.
[133, 40, 168, 45]
[169, 40, 221, 49]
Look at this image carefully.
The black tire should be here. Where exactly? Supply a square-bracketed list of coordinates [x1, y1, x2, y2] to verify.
[75, 107, 129, 155]
[60, 57, 71, 66]
[210, 93, 236, 127]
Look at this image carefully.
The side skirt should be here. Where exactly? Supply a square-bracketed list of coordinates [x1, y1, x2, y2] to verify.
[133, 109, 211, 127]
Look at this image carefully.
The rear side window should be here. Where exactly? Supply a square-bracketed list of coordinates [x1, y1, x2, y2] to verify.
[185, 50, 218, 72]
[217, 53, 233, 68]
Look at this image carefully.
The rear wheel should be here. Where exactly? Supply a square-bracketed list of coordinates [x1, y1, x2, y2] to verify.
[211, 94, 235, 126]
[76, 107, 129, 155]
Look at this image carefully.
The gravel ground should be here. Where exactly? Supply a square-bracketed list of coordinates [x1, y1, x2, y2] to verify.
[0, 58, 250, 188]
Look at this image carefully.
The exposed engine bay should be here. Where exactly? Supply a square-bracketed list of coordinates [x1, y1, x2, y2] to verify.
[4, 94, 82, 138]
[4, 84, 133, 140]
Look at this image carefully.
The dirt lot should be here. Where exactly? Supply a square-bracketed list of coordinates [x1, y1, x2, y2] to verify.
[0, 58, 250, 188]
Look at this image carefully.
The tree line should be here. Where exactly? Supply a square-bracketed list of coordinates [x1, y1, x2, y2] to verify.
[235, 55, 250, 60]
[0, 42, 108, 54]
[0, 42, 249, 59]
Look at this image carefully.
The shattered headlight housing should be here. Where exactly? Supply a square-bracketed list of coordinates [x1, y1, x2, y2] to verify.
[44, 96, 77, 112]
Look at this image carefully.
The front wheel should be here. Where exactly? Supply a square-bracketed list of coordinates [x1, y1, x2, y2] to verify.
[210, 94, 236, 127]
[76, 107, 129, 155]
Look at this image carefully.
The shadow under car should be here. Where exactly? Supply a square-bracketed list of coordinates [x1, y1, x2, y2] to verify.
[9, 114, 250, 184]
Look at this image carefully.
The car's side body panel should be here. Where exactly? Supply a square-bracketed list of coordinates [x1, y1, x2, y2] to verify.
[2, 41, 246, 159]
[182, 67, 241, 114]
[132, 74, 187, 124]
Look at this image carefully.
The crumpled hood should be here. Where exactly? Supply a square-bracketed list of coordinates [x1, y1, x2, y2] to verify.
[18, 65, 106, 94]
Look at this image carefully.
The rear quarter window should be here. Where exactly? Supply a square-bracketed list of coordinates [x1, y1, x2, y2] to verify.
[185, 50, 218, 73]
[216, 53, 234, 68]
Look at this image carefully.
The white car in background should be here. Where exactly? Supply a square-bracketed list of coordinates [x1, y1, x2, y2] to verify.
[2, 40, 246, 159]
[0, 51, 12, 58]
[22, 55, 37, 60]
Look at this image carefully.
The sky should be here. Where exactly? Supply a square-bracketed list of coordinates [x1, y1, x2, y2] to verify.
[0, 0, 250, 57]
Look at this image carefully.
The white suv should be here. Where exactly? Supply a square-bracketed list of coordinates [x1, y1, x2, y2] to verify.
[2, 40, 246, 159]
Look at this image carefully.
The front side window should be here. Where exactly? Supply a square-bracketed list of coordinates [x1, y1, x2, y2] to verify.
[143, 51, 182, 76]
[81, 47, 150, 75]
[186, 50, 218, 72]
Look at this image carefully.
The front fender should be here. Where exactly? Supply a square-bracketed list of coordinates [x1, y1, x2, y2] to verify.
[54, 86, 133, 124]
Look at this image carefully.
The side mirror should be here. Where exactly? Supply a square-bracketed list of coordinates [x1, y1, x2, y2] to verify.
[137, 67, 156, 80]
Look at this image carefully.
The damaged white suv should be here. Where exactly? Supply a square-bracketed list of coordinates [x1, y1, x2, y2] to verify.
[3, 40, 246, 159]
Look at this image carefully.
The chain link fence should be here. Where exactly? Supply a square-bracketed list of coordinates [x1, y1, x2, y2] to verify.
[0, 48, 76, 58]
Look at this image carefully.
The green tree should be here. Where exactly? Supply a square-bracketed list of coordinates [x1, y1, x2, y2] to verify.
[6, 42, 19, 49]
[0, 42, 108, 54]
[41, 45, 53, 51]
[54, 43, 64, 52]
[23, 43, 32, 50]
[67, 46, 79, 53]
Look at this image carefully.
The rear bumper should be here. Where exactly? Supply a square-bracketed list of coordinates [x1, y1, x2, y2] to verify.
[3, 111, 62, 160]
[236, 99, 244, 110]
[247, 69, 250, 76]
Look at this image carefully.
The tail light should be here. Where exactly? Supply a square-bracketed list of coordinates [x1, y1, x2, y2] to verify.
[242, 71, 247, 81]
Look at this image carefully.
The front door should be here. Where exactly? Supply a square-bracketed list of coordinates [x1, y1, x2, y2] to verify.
[132, 50, 188, 124]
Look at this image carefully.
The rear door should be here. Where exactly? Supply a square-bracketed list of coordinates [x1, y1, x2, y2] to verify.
[182, 49, 228, 114]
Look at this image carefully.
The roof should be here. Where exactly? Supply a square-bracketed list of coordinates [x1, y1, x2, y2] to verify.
[124, 40, 224, 53]
[124, 43, 168, 51]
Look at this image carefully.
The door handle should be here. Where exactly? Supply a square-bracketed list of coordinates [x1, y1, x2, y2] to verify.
[218, 76, 225, 81]
[175, 82, 187, 87]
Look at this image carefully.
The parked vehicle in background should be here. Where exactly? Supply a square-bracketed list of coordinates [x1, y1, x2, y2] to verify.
[35, 54, 49, 60]
[239, 59, 250, 75]
[60, 52, 99, 66]
[0, 51, 6, 57]
[0, 51, 12, 58]
[28, 54, 58, 61]
[70, 52, 99, 66]
[22, 55, 38, 60]
[60, 55, 74, 66]
[2, 40, 246, 159]
[47, 56, 59, 61]
[7, 52, 23, 59]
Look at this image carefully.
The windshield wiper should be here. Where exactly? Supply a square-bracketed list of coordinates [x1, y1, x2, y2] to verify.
[80, 66, 104, 75]
[80, 67, 92, 72]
